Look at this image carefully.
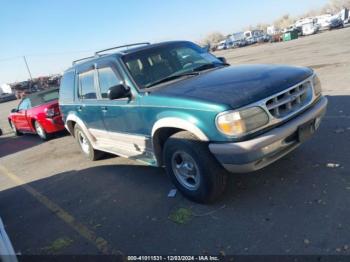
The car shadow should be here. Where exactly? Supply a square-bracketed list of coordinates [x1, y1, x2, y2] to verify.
[0, 131, 68, 158]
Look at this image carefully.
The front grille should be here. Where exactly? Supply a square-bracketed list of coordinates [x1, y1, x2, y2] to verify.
[265, 82, 312, 118]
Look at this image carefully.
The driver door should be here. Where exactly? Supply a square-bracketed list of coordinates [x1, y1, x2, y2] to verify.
[13, 98, 32, 131]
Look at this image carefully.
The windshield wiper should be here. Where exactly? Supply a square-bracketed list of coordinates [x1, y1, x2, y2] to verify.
[192, 62, 228, 72]
[145, 72, 199, 88]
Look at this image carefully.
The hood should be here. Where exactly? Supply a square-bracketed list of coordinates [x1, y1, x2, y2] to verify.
[150, 64, 313, 109]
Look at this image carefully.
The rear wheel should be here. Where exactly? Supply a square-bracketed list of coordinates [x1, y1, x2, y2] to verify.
[34, 121, 50, 140]
[163, 131, 228, 203]
[9, 120, 21, 136]
[74, 125, 104, 161]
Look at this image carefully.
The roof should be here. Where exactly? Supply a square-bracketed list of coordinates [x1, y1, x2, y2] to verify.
[66, 41, 192, 71]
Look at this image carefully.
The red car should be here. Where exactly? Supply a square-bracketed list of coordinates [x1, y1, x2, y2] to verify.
[8, 88, 65, 140]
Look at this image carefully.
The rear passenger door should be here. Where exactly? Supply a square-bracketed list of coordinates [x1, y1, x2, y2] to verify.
[76, 67, 106, 140]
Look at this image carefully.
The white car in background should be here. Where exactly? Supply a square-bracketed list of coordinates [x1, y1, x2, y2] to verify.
[216, 40, 228, 50]
[302, 22, 319, 35]
[315, 14, 333, 30]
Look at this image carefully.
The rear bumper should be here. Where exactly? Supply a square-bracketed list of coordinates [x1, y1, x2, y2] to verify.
[209, 96, 328, 173]
[42, 116, 65, 133]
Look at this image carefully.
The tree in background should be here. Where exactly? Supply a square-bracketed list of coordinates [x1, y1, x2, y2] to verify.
[200, 32, 225, 45]
[273, 14, 295, 29]
[322, 0, 350, 13]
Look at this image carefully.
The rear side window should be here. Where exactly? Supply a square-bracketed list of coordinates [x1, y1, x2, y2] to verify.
[31, 89, 59, 107]
[42, 90, 59, 102]
[18, 98, 31, 111]
[97, 67, 121, 98]
[78, 70, 96, 100]
[59, 71, 75, 104]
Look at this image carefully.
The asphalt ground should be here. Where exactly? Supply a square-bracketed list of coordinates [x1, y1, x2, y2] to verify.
[0, 26, 350, 256]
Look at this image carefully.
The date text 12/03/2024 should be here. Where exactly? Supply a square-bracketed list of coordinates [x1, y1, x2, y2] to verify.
[127, 256, 220, 261]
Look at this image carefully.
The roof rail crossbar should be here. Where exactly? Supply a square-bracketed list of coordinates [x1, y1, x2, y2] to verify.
[72, 56, 96, 65]
[95, 42, 151, 55]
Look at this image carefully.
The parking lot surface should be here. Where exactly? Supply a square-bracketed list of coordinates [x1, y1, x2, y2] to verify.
[1, 27, 350, 255]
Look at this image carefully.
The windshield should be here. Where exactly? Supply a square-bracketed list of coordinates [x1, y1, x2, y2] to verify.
[122, 42, 224, 89]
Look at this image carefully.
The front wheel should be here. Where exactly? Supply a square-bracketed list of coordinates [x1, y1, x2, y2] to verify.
[74, 125, 104, 161]
[9, 120, 22, 136]
[163, 131, 228, 203]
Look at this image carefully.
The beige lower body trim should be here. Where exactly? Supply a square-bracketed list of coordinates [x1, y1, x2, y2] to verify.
[89, 128, 156, 165]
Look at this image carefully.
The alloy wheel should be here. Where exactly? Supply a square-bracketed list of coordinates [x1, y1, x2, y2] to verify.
[171, 150, 201, 191]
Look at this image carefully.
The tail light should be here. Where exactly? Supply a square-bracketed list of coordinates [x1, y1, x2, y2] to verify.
[45, 105, 60, 118]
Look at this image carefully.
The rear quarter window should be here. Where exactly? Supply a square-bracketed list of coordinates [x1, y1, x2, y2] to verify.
[59, 70, 75, 104]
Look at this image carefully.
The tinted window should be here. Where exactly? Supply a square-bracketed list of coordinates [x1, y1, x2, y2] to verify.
[18, 98, 31, 111]
[59, 71, 75, 104]
[31, 89, 59, 107]
[78, 70, 96, 99]
[97, 67, 121, 98]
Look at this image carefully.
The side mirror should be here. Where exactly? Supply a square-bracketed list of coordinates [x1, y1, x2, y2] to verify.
[11, 108, 18, 113]
[217, 57, 228, 64]
[108, 84, 130, 100]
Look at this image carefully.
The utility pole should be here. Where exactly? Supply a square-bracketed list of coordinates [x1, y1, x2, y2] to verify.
[23, 56, 33, 81]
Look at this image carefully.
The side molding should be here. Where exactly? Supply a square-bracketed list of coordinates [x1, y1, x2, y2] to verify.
[151, 117, 209, 141]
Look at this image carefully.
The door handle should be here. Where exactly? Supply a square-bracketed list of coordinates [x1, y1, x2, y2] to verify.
[77, 106, 83, 112]
[101, 106, 108, 112]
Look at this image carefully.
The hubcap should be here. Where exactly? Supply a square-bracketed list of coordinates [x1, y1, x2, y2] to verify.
[35, 122, 44, 138]
[171, 151, 200, 191]
[78, 131, 90, 155]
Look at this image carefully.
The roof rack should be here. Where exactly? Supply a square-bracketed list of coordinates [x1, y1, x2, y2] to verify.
[94, 42, 151, 55]
[72, 43, 151, 66]
[72, 56, 96, 65]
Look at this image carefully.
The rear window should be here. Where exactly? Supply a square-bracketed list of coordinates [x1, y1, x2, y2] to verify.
[31, 89, 59, 107]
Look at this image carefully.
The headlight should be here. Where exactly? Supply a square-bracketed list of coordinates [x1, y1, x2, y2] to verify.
[216, 107, 269, 137]
[312, 75, 322, 96]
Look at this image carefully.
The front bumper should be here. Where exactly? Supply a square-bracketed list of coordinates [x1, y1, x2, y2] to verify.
[209, 96, 328, 173]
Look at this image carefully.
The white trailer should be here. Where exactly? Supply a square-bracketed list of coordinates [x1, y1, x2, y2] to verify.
[0, 84, 13, 95]
[315, 14, 333, 30]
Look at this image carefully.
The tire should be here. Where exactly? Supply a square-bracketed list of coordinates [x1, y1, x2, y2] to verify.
[9, 120, 22, 136]
[34, 121, 50, 140]
[163, 131, 228, 203]
[74, 124, 104, 161]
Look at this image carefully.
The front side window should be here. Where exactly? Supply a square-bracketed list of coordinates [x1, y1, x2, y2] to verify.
[97, 67, 121, 98]
[78, 70, 96, 99]
[18, 98, 31, 111]
[122, 42, 224, 89]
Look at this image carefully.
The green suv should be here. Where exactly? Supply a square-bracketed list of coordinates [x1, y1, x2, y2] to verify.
[59, 41, 328, 203]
